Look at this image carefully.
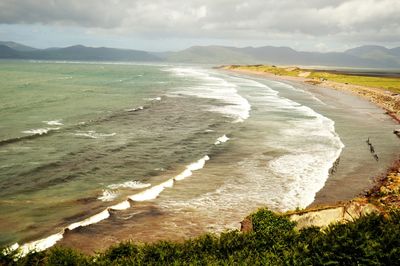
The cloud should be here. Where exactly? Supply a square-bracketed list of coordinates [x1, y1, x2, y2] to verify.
[0, 0, 399, 43]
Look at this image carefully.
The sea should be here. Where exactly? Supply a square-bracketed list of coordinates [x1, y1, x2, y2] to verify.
[0, 61, 399, 253]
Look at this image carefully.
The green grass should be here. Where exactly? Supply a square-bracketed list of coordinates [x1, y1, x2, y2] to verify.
[2, 209, 399, 265]
[230, 65, 302, 77]
[229, 65, 400, 93]
[308, 72, 400, 93]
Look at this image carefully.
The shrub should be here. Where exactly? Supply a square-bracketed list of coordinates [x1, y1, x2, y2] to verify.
[1, 209, 398, 265]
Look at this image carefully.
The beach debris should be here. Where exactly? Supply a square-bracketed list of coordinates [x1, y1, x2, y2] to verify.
[329, 157, 340, 175]
[370, 145, 375, 153]
[394, 129, 400, 138]
[366, 137, 379, 162]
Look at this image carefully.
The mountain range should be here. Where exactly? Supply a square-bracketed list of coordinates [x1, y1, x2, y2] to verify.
[1, 41, 400, 68]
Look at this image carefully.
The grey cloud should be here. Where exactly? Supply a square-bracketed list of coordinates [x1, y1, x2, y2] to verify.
[0, 0, 399, 42]
[0, 0, 127, 27]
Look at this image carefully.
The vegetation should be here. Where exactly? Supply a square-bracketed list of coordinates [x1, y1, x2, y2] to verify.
[1, 209, 399, 265]
[227, 65, 400, 93]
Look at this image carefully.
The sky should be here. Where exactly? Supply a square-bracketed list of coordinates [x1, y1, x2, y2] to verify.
[0, 0, 399, 52]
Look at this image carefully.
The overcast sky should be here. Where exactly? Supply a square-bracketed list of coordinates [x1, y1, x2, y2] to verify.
[0, 0, 399, 52]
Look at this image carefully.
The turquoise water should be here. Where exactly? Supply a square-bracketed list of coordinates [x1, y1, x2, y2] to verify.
[0, 61, 398, 253]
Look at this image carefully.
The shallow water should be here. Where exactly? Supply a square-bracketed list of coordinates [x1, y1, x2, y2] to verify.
[0, 61, 398, 253]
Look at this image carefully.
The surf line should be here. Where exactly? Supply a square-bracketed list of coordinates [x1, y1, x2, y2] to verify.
[6, 135, 229, 258]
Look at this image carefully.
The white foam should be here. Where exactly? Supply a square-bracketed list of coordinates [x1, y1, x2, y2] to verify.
[166, 67, 251, 123]
[98, 190, 119, 202]
[109, 200, 131, 210]
[74, 131, 116, 139]
[173, 155, 210, 181]
[67, 210, 110, 230]
[99, 181, 152, 202]
[160, 178, 174, 188]
[107, 180, 151, 190]
[148, 97, 162, 101]
[269, 80, 327, 105]
[215, 135, 230, 145]
[2, 243, 19, 256]
[18, 232, 64, 257]
[125, 106, 144, 112]
[244, 81, 345, 209]
[160, 79, 345, 221]
[22, 127, 60, 135]
[43, 120, 64, 126]
[174, 169, 193, 181]
[187, 155, 210, 171]
[128, 184, 166, 201]
[128, 155, 210, 201]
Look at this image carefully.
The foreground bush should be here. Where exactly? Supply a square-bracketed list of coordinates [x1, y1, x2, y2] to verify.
[1, 209, 399, 265]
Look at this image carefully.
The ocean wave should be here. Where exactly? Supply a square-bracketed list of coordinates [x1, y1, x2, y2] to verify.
[107, 180, 151, 190]
[98, 181, 152, 202]
[160, 79, 344, 220]
[74, 131, 116, 139]
[42, 120, 64, 126]
[125, 106, 144, 112]
[268, 80, 327, 105]
[10, 154, 212, 257]
[67, 210, 110, 231]
[11, 232, 64, 258]
[242, 80, 344, 209]
[109, 200, 131, 211]
[22, 127, 60, 135]
[166, 67, 251, 123]
[148, 96, 162, 101]
[98, 190, 119, 202]
[214, 135, 230, 145]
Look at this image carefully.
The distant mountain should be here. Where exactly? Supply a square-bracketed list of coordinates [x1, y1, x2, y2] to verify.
[164, 45, 400, 68]
[0, 43, 161, 62]
[1, 41, 399, 68]
[0, 41, 37, 52]
[163, 46, 256, 64]
[345, 45, 400, 66]
[23, 45, 161, 61]
[0, 45, 21, 58]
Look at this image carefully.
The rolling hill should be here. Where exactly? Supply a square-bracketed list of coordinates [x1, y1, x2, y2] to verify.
[0, 41, 399, 68]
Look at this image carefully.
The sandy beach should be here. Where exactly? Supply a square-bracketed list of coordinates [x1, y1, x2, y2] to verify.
[223, 67, 400, 122]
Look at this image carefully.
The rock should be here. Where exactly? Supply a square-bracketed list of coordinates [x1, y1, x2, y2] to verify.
[288, 201, 380, 230]
[289, 207, 345, 229]
[240, 216, 253, 233]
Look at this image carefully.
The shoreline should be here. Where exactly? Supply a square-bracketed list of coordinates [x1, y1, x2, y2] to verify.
[222, 65, 400, 226]
[221, 66, 400, 123]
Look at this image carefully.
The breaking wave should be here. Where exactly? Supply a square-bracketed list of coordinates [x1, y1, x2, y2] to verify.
[166, 67, 251, 123]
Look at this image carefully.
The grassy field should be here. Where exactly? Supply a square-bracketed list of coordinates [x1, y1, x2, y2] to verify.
[227, 65, 400, 93]
[2, 209, 399, 265]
